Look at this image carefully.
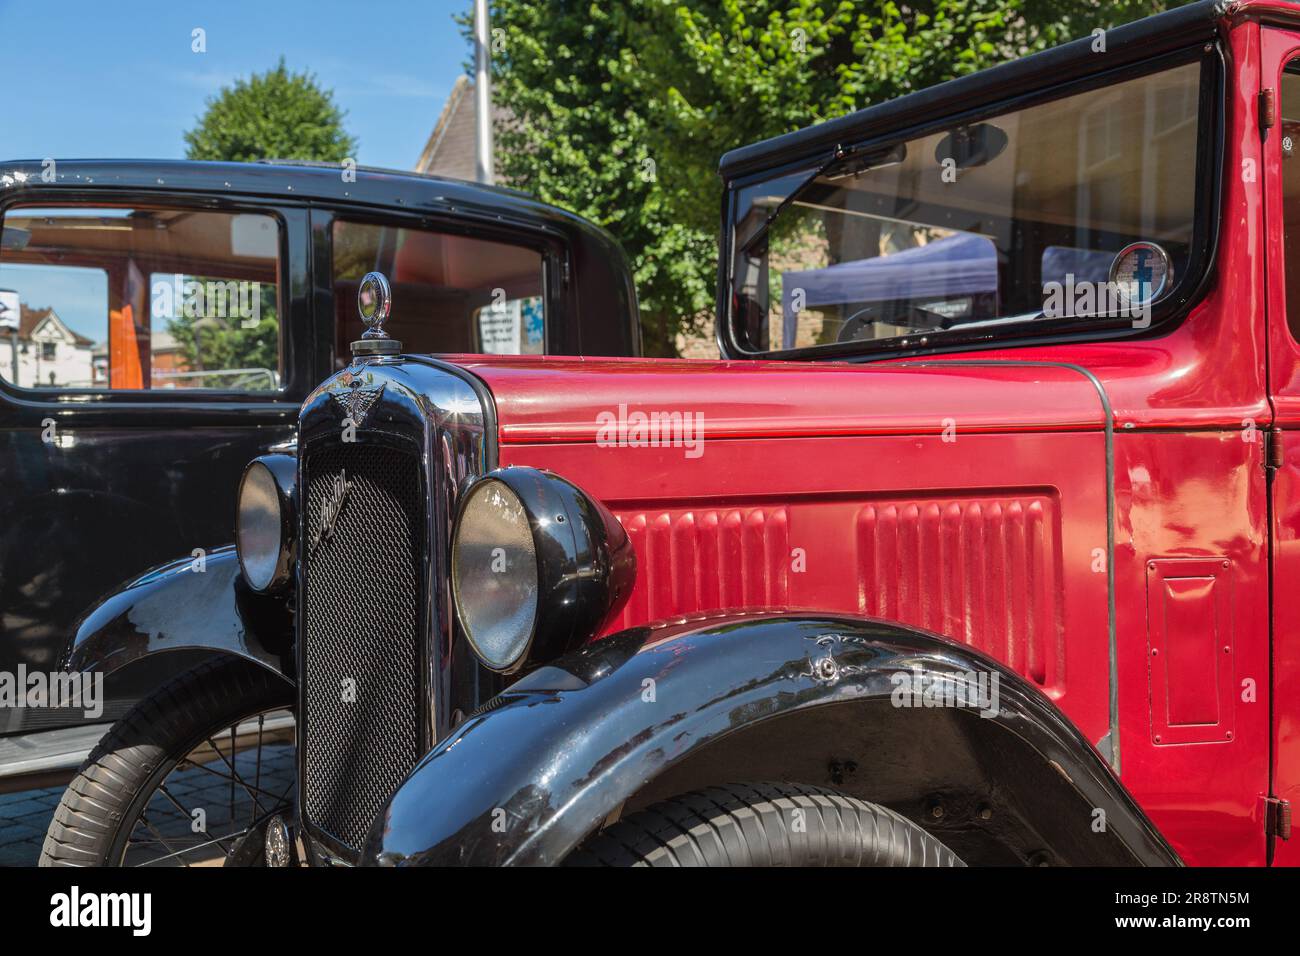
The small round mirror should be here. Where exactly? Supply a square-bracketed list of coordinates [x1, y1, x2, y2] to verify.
[935, 123, 1008, 171]
[357, 271, 392, 336]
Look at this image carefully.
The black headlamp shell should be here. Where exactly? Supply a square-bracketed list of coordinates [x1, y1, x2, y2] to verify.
[452, 466, 636, 674]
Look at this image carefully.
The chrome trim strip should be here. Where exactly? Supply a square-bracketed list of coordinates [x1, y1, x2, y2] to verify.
[894, 359, 1120, 775]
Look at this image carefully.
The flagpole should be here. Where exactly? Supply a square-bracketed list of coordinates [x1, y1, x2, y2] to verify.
[473, 0, 495, 185]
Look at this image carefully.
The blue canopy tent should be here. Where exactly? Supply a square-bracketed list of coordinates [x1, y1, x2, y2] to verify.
[1040, 245, 1113, 288]
[780, 231, 998, 349]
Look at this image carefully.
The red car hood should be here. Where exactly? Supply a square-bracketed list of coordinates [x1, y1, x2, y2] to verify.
[442, 355, 1108, 445]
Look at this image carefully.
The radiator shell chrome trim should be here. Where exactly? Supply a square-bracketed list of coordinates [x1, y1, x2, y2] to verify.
[295, 356, 493, 860]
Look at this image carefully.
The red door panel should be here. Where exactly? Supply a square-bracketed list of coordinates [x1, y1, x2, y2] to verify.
[1269, 452, 1300, 866]
[1263, 24, 1300, 867]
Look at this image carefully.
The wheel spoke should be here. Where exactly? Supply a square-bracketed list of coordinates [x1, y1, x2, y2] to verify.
[153, 784, 239, 856]
[139, 803, 290, 868]
[132, 812, 190, 868]
[205, 735, 271, 818]
[154, 784, 200, 823]
[229, 724, 237, 822]
[174, 756, 289, 802]
[136, 827, 255, 867]
[254, 715, 265, 828]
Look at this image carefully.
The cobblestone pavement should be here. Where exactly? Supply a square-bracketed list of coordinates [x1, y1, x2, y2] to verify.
[1, 727, 295, 867]
[0, 785, 65, 867]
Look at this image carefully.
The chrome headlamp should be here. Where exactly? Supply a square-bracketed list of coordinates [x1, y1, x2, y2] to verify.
[235, 454, 297, 593]
[450, 467, 636, 674]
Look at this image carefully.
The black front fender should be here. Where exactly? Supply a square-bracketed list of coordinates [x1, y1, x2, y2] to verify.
[363, 613, 1178, 867]
[65, 545, 294, 681]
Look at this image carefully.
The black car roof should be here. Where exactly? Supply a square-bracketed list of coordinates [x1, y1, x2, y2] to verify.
[0, 158, 611, 246]
[254, 158, 537, 200]
[0, 157, 643, 357]
[718, 0, 1228, 180]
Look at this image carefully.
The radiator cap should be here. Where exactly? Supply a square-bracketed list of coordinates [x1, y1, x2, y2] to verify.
[352, 271, 401, 356]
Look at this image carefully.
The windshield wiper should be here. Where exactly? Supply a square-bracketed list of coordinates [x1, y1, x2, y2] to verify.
[739, 145, 849, 258]
[738, 141, 905, 257]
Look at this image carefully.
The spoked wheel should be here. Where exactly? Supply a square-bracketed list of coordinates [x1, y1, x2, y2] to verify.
[40, 656, 296, 867]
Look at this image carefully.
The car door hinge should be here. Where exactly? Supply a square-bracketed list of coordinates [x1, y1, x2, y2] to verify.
[1261, 88, 1277, 134]
[1266, 429, 1284, 473]
[1266, 797, 1292, 840]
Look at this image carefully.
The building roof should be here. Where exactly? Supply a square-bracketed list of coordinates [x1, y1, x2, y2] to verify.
[13, 305, 95, 346]
[415, 76, 512, 181]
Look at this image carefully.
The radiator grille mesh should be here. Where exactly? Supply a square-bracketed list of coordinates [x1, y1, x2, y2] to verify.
[301, 441, 425, 853]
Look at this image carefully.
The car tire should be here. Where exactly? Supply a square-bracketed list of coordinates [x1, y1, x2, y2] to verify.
[565, 781, 964, 867]
[39, 656, 294, 867]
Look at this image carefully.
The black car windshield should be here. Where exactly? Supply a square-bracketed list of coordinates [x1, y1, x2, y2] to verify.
[729, 56, 1209, 355]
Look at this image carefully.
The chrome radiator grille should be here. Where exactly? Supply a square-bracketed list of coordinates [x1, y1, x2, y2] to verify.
[301, 440, 426, 854]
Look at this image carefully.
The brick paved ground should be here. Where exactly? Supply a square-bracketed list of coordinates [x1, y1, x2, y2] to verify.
[0, 731, 295, 867]
[0, 785, 66, 867]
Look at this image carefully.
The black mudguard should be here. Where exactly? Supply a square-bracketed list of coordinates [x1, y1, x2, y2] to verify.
[64, 545, 294, 682]
[362, 613, 1179, 867]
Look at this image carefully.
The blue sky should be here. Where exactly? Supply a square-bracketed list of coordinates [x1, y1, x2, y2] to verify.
[1, 0, 471, 170]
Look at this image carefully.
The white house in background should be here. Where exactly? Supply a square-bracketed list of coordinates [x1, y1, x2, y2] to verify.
[0, 305, 95, 389]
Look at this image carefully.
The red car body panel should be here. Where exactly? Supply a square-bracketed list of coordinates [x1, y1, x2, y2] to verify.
[448, 3, 1300, 866]
[455, 356, 1108, 439]
[1262, 15, 1300, 869]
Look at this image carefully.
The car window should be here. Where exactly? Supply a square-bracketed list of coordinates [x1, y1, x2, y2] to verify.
[0, 205, 282, 391]
[729, 56, 1209, 355]
[332, 219, 545, 368]
[1280, 61, 1300, 344]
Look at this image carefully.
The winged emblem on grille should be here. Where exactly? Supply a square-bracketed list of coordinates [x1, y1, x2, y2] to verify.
[332, 381, 385, 427]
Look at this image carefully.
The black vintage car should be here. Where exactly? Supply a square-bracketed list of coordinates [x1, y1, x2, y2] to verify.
[0, 159, 639, 786]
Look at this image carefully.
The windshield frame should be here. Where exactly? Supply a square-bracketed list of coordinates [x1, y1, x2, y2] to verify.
[718, 43, 1224, 361]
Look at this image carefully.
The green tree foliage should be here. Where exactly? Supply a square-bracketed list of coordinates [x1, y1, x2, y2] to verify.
[164, 280, 280, 389]
[183, 58, 357, 163]
[178, 60, 353, 382]
[477, 0, 1187, 355]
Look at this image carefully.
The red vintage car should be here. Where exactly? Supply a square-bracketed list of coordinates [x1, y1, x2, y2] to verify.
[38, 0, 1300, 867]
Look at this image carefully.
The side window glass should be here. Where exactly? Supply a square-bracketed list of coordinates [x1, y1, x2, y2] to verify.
[0, 206, 282, 392]
[1282, 62, 1300, 343]
[730, 59, 1204, 354]
[331, 220, 545, 368]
